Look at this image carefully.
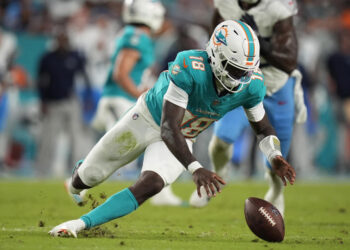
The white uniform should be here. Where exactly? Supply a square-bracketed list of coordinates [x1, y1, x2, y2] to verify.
[214, 0, 298, 95]
[78, 95, 193, 187]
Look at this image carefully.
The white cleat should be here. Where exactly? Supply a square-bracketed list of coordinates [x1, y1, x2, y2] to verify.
[264, 171, 285, 217]
[150, 185, 183, 206]
[189, 186, 210, 208]
[49, 219, 86, 238]
[64, 179, 87, 206]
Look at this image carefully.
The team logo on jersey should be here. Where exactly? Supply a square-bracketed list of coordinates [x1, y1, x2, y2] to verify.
[171, 64, 181, 75]
[213, 26, 228, 46]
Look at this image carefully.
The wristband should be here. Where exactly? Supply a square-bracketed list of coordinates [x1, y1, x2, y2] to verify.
[188, 161, 203, 174]
[259, 135, 282, 164]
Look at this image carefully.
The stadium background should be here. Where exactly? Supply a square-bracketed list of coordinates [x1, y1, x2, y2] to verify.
[0, 0, 349, 181]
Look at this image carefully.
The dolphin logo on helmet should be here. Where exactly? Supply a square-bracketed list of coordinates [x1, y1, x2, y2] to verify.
[213, 27, 228, 46]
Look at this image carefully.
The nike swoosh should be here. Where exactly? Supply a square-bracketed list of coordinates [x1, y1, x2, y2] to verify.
[183, 58, 188, 68]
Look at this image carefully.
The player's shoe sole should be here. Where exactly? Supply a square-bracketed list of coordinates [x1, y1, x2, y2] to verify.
[64, 179, 87, 206]
[65, 159, 87, 206]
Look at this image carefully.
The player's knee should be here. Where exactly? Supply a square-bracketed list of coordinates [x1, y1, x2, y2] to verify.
[129, 171, 165, 205]
[79, 165, 105, 187]
[141, 171, 164, 195]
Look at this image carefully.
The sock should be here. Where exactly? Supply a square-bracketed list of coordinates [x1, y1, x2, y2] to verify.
[68, 178, 83, 194]
[81, 188, 139, 229]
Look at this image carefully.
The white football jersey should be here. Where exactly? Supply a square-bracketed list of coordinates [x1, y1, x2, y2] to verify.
[214, 0, 298, 95]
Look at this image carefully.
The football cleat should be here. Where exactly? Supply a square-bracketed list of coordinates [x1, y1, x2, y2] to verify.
[64, 179, 87, 206]
[264, 171, 285, 217]
[49, 219, 86, 238]
[150, 185, 183, 206]
[189, 186, 211, 208]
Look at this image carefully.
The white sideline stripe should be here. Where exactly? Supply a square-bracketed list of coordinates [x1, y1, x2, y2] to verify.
[1, 227, 46, 232]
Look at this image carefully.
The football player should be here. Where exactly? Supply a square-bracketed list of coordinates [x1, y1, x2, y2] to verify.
[70, 0, 182, 206]
[49, 20, 295, 237]
[189, 0, 306, 216]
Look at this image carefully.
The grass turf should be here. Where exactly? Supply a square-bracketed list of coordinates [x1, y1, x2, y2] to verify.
[0, 180, 349, 250]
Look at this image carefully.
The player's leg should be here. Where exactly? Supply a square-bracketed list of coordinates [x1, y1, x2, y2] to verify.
[209, 107, 250, 173]
[263, 78, 295, 216]
[92, 97, 182, 206]
[50, 138, 190, 237]
[66, 99, 155, 195]
[189, 107, 249, 207]
[146, 140, 192, 206]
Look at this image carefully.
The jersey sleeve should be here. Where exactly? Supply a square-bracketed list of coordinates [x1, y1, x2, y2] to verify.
[167, 52, 194, 95]
[243, 71, 266, 109]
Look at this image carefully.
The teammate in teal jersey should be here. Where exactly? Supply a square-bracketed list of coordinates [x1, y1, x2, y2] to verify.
[92, 0, 164, 132]
[50, 20, 295, 237]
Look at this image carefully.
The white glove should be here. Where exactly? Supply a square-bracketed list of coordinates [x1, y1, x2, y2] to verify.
[291, 69, 307, 124]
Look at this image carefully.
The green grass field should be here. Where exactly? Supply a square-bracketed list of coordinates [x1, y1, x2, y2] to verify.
[0, 180, 349, 250]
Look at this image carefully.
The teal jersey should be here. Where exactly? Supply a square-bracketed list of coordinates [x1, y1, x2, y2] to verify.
[145, 50, 266, 138]
[102, 25, 154, 101]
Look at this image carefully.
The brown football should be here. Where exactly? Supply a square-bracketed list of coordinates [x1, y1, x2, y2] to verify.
[244, 197, 285, 242]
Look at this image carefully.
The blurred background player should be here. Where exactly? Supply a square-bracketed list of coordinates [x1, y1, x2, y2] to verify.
[49, 20, 295, 238]
[36, 29, 91, 178]
[89, 0, 182, 206]
[189, 0, 307, 216]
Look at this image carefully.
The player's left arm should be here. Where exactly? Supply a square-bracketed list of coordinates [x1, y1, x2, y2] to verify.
[242, 15, 298, 74]
[244, 103, 296, 186]
[161, 81, 226, 197]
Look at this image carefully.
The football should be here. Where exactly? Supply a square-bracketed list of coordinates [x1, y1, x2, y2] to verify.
[244, 197, 285, 242]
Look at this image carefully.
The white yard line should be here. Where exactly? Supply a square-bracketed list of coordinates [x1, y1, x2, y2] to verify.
[1, 227, 47, 232]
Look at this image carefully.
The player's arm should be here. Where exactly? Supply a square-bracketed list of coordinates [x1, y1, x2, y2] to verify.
[161, 82, 226, 197]
[244, 103, 296, 185]
[260, 17, 297, 74]
[241, 15, 297, 74]
[113, 48, 145, 98]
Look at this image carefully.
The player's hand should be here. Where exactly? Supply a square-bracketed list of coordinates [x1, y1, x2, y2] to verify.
[271, 155, 296, 186]
[192, 168, 226, 198]
[240, 14, 259, 35]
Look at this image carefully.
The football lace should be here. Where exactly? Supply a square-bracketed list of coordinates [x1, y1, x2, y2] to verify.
[258, 207, 276, 227]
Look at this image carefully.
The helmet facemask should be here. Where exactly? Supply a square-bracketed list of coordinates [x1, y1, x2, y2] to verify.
[217, 58, 253, 93]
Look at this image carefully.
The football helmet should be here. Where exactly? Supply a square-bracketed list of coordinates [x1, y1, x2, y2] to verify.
[206, 20, 260, 93]
[122, 0, 165, 32]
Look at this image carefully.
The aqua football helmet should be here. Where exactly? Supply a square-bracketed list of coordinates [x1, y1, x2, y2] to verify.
[206, 20, 260, 93]
[122, 0, 165, 32]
